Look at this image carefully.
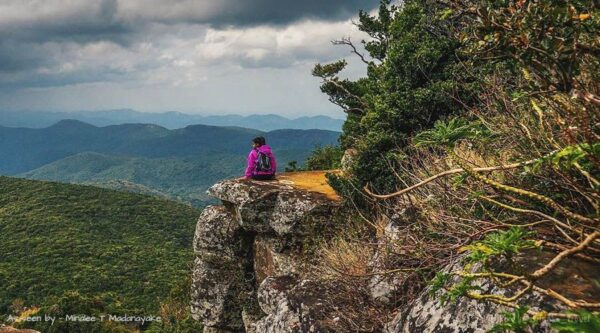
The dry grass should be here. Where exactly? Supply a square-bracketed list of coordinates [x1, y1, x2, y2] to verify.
[278, 171, 341, 201]
[320, 237, 374, 278]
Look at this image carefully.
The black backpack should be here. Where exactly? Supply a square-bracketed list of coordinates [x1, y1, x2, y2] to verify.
[255, 150, 272, 173]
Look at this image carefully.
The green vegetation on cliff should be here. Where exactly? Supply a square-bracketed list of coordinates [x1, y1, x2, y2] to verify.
[308, 0, 599, 331]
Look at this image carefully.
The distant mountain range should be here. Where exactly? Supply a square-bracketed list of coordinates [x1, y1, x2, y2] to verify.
[1, 120, 339, 206]
[0, 109, 345, 131]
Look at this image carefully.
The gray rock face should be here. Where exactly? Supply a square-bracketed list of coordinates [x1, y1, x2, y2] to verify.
[384, 259, 565, 333]
[190, 256, 246, 330]
[247, 276, 326, 333]
[193, 205, 242, 258]
[192, 177, 340, 333]
[207, 178, 337, 236]
[253, 236, 301, 283]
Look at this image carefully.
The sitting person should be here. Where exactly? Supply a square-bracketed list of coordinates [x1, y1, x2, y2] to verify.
[244, 136, 277, 180]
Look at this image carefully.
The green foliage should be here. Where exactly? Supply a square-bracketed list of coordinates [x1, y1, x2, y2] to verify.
[285, 160, 301, 172]
[313, 0, 476, 191]
[461, 0, 599, 93]
[316, 0, 599, 328]
[440, 276, 480, 305]
[463, 227, 536, 264]
[429, 272, 451, 296]
[145, 276, 204, 333]
[489, 307, 538, 333]
[15, 291, 134, 333]
[530, 143, 600, 175]
[312, 60, 348, 79]
[552, 311, 600, 333]
[305, 145, 343, 171]
[413, 118, 490, 148]
[0, 176, 200, 320]
[325, 172, 372, 209]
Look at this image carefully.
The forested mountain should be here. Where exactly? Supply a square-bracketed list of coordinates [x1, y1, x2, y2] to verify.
[0, 110, 344, 131]
[0, 120, 339, 206]
[0, 120, 338, 174]
[0, 176, 202, 332]
[19, 152, 245, 206]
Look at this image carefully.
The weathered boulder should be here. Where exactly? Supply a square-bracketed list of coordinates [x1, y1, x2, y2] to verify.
[192, 174, 340, 333]
[383, 250, 600, 333]
[191, 205, 250, 331]
[253, 236, 302, 284]
[193, 205, 242, 258]
[190, 256, 246, 331]
[385, 281, 559, 333]
[246, 276, 326, 333]
[207, 178, 338, 236]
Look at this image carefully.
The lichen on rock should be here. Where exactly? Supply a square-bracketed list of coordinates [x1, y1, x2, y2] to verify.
[191, 174, 340, 333]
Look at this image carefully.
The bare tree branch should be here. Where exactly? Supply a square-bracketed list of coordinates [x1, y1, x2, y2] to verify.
[332, 37, 372, 65]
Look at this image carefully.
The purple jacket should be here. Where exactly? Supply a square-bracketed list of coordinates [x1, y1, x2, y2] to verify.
[245, 145, 277, 178]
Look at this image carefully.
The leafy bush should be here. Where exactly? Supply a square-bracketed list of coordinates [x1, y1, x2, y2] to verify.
[305, 145, 344, 171]
[313, 0, 477, 191]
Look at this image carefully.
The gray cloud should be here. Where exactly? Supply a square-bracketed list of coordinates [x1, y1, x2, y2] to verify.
[117, 0, 378, 26]
[1, 0, 377, 41]
[0, 0, 377, 115]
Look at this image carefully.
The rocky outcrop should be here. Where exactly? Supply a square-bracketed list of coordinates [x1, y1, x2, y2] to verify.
[246, 276, 327, 333]
[191, 174, 340, 332]
[192, 174, 598, 333]
[383, 250, 600, 333]
[383, 265, 561, 333]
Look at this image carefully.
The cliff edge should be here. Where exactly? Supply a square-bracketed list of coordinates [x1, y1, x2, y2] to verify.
[191, 172, 340, 332]
[190, 172, 595, 333]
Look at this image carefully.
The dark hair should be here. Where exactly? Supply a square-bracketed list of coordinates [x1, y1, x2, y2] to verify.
[252, 136, 266, 146]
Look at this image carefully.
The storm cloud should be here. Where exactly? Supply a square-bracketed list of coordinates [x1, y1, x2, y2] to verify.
[0, 0, 379, 116]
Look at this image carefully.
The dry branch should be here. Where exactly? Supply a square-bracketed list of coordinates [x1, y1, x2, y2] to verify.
[364, 156, 549, 199]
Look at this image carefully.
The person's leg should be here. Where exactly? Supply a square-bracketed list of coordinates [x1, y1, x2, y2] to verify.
[251, 174, 275, 180]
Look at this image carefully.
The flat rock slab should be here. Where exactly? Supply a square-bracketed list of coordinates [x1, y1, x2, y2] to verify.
[208, 171, 340, 204]
[207, 172, 340, 236]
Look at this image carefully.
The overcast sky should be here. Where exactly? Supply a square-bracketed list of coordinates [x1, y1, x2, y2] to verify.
[0, 0, 378, 117]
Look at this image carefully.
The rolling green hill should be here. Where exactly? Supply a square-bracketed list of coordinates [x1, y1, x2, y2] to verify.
[20, 152, 246, 206]
[0, 176, 200, 321]
[19, 149, 316, 207]
[0, 120, 339, 207]
[0, 120, 339, 175]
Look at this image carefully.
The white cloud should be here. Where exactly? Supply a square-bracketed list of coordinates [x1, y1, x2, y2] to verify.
[0, 0, 376, 115]
[194, 19, 368, 68]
